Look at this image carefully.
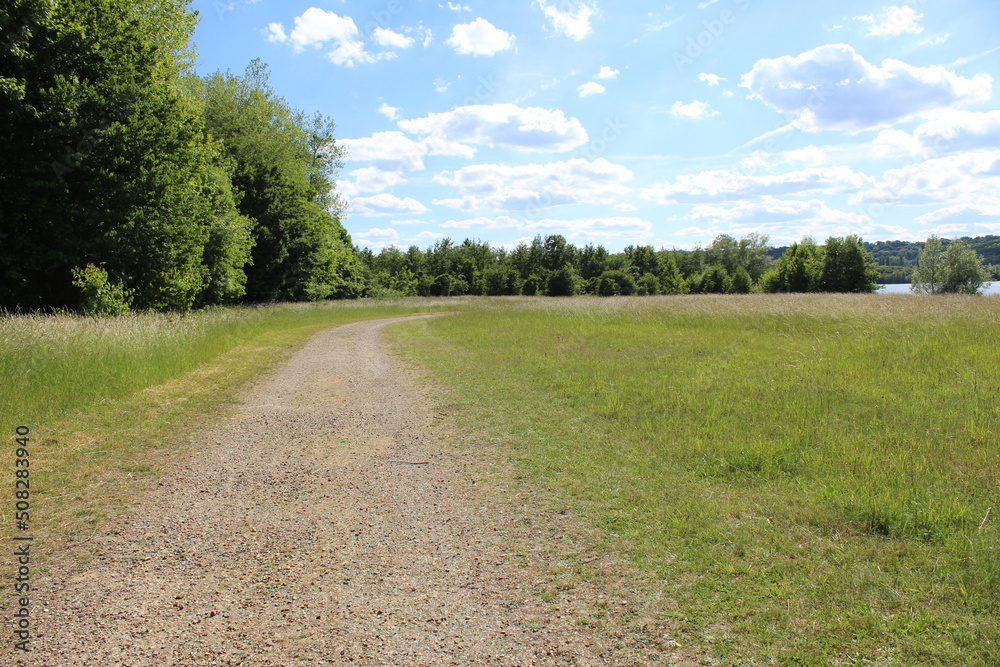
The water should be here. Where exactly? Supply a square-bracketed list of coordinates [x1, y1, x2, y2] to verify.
[878, 282, 1000, 295]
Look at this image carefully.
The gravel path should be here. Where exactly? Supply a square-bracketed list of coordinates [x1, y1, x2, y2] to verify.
[18, 316, 664, 666]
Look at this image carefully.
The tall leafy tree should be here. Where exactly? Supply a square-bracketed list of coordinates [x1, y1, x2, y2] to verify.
[819, 235, 878, 293]
[911, 235, 946, 294]
[195, 61, 361, 302]
[942, 239, 989, 294]
[1, 0, 225, 310]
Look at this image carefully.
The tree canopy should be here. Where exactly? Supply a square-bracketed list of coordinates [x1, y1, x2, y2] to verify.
[0, 1, 360, 312]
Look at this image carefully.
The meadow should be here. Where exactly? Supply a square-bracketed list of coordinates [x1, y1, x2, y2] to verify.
[2, 295, 997, 665]
[389, 295, 999, 666]
[0, 300, 449, 546]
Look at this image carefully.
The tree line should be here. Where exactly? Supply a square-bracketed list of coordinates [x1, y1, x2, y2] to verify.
[361, 232, 991, 298]
[1, 2, 991, 313]
[360, 233, 884, 297]
[1, 0, 361, 313]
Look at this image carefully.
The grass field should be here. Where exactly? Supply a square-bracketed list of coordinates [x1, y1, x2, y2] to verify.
[389, 295, 1000, 666]
[0, 300, 449, 549]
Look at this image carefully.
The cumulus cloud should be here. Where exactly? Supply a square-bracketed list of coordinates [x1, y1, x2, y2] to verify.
[698, 72, 725, 86]
[689, 198, 871, 238]
[852, 150, 1000, 206]
[433, 158, 633, 211]
[578, 82, 606, 97]
[348, 193, 429, 216]
[537, 1, 594, 40]
[911, 109, 1000, 153]
[741, 44, 993, 132]
[641, 166, 874, 205]
[338, 167, 406, 198]
[916, 202, 1000, 227]
[377, 103, 400, 120]
[858, 5, 924, 38]
[373, 27, 415, 49]
[399, 104, 589, 153]
[446, 18, 515, 55]
[265, 8, 405, 67]
[596, 66, 620, 80]
[670, 100, 720, 119]
[341, 131, 428, 172]
[443, 215, 653, 242]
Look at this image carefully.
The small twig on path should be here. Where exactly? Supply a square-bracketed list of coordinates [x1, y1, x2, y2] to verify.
[387, 460, 432, 465]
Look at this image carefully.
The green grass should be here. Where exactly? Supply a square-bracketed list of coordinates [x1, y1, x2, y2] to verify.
[0, 299, 451, 547]
[389, 294, 1000, 666]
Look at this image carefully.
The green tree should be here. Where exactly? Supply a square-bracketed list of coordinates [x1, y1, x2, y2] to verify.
[819, 235, 878, 293]
[942, 239, 989, 294]
[196, 61, 361, 302]
[911, 235, 946, 294]
[546, 263, 582, 297]
[1, 0, 225, 310]
[762, 238, 822, 293]
[596, 270, 637, 296]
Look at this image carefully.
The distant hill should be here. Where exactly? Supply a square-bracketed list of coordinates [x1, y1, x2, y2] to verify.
[769, 236, 1000, 283]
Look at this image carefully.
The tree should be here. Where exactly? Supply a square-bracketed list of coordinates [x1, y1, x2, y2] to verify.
[546, 263, 582, 297]
[819, 235, 878, 293]
[196, 61, 361, 302]
[761, 238, 822, 293]
[942, 239, 989, 294]
[596, 270, 636, 296]
[0, 0, 226, 310]
[911, 235, 946, 294]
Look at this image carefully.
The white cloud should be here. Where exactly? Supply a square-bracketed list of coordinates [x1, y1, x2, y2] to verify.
[538, 1, 594, 40]
[265, 23, 287, 43]
[377, 103, 400, 120]
[433, 158, 633, 211]
[872, 129, 926, 159]
[446, 18, 515, 56]
[443, 215, 653, 242]
[670, 100, 720, 119]
[338, 167, 406, 197]
[916, 202, 1000, 227]
[596, 66, 620, 80]
[341, 131, 428, 171]
[329, 40, 384, 67]
[399, 104, 589, 154]
[265, 8, 401, 67]
[852, 150, 1000, 206]
[348, 194, 429, 216]
[741, 44, 993, 132]
[641, 166, 874, 205]
[578, 82, 606, 97]
[698, 72, 725, 86]
[782, 145, 828, 166]
[912, 109, 1000, 153]
[858, 6, 924, 38]
[615, 203, 638, 212]
[273, 8, 358, 52]
[690, 197, 869, 231]
[444, 2, 472, 11]
[373, 27, 415, 49]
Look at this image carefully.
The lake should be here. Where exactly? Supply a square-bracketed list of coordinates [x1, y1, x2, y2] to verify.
[878, 282, 1000, 295]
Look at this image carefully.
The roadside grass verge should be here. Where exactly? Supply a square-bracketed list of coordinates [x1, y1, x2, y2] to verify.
[0, 300, 450, 553]
[389, 294, 1000, 666]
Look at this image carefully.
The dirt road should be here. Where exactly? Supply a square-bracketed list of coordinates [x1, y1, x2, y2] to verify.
[18, 317, 672, 666]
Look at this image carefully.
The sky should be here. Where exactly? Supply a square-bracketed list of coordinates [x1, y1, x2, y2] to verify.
[189, 0, 1000, 252]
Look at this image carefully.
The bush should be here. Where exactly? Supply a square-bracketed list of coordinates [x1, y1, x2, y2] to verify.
[596, 270, 637, 296]
[71, 264, 133, 316]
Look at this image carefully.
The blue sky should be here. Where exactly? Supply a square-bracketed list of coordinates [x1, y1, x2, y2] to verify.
[189, 0, 1000, 251]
